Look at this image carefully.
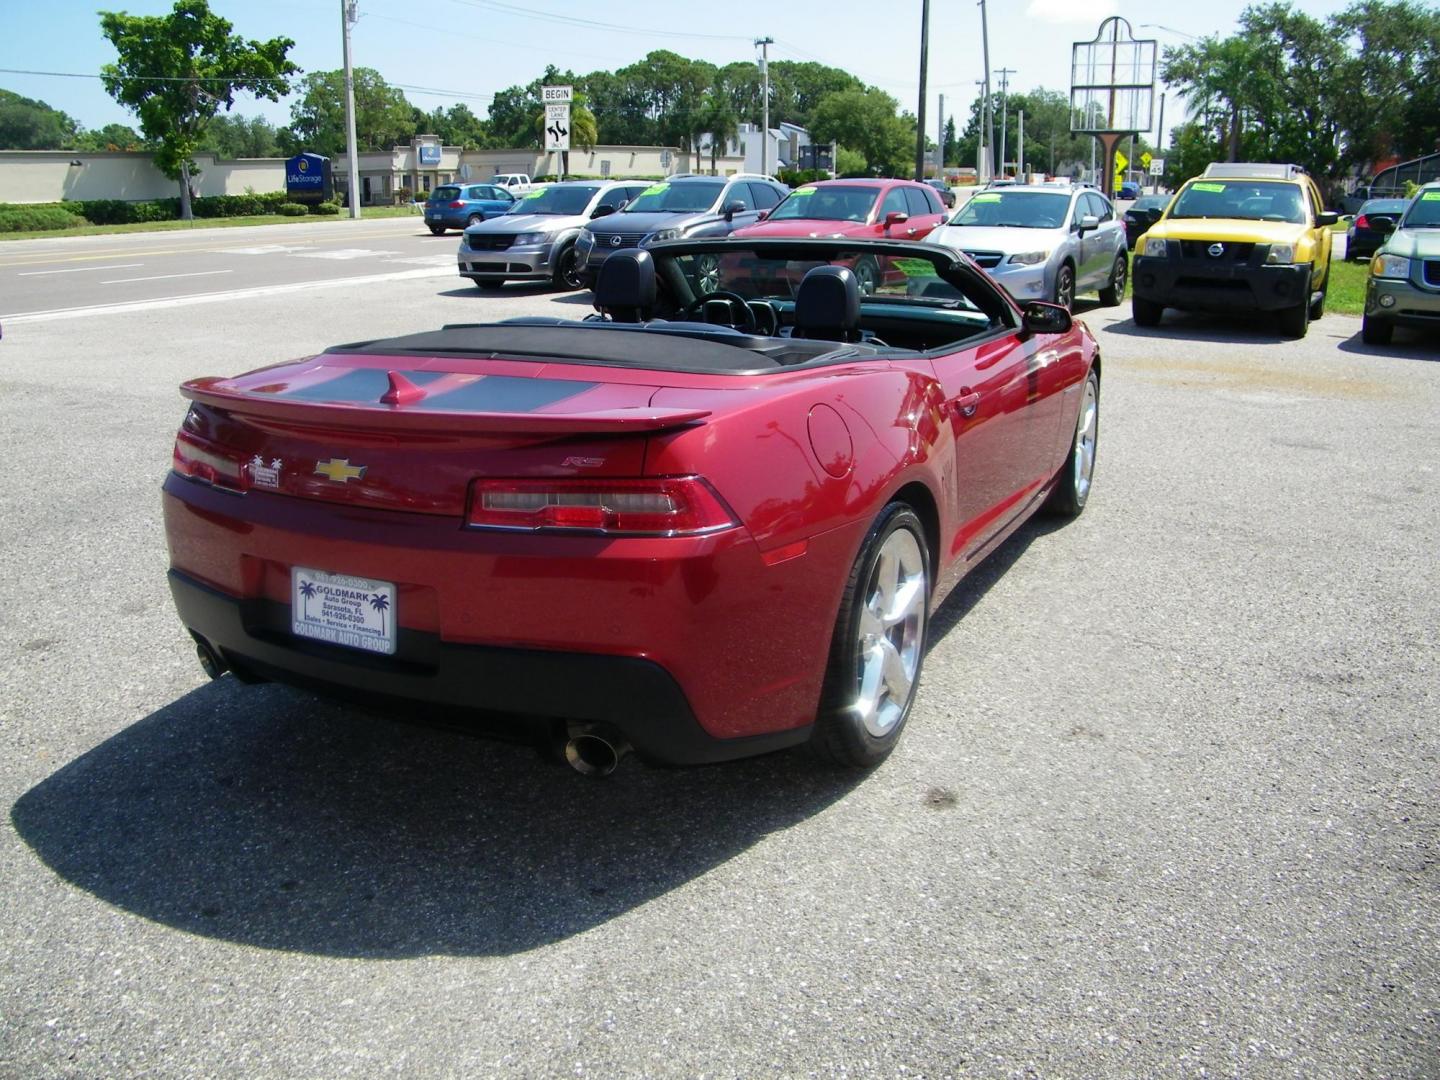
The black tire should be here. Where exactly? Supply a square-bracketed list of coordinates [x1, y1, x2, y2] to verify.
[1053, 262, 1075, 311]
[1132, 296, 1163, 326]
[1045, 368, 1099, 518]
[1362, 314, 1393, 345]
[466, 213, 483, 227]
[854, 256, 880, 296]
[473, 279, 504, 291]
[551, 242, 583, 289]
[427, 225, 446, 235]
[1309, 269, 1327, 321]
[811, 503, 931, 768]
[1098, 253, 1128, 306]
[1278, 300, 1309, 339]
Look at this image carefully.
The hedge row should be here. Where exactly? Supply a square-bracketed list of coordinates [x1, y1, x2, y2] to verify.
[0, 192, 344, 232]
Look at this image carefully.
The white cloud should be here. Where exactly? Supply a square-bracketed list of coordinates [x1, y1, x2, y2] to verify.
[1025, 0, 1119, 25]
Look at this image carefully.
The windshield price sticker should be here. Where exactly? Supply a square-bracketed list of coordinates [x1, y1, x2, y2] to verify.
[792, 186, 817, 196]
[522, 188, 548, 199]
[1422, 191, 1440, 201]
[641, 183, 669, 196]
[1192, 182, 1227, 193]
[892, 257, 938, 278]
[972, 193, 1002, 203]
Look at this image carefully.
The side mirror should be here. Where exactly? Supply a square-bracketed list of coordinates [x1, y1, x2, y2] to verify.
[723, 200, 747, 221]
[1316, 211, 1339, 228]
[756, 209, 770, 221]
[1145, 206, 1164, 223]
[1077, 213, 1100, 233]
[1021, 301, 1072, 335]
[1376, 218, 1397, 233]
[883, 211, 909, 228]
[591, 204, 617, 219]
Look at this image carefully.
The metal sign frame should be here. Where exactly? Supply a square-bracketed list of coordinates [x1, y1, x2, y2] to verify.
[1070, 16, 1157, 135]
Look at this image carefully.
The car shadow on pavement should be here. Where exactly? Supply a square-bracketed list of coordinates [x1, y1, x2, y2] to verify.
[1336, 328, 1439, 360]
[1101, 311, 1288, 344]
[12, 686, 860, 959]
[926, 512, 1069, 645]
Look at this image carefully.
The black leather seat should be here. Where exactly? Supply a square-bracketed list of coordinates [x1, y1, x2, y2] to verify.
[593, 249, 657, 323]
[791, 265, 862, 342]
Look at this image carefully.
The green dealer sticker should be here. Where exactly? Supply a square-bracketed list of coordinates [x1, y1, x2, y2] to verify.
[791, 186, 817, 196]
[641, 183, 669, 196]
[972, 193, 1002, 203]
[1421, 191, 1440, 201]
[522, 188, 548, 199]
[1192, 182, 1227, 193]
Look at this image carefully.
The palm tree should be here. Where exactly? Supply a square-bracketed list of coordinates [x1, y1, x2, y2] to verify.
[698, 91, 738, 176]
[533, 95, 598, 176]
[298, 580, 317, 619]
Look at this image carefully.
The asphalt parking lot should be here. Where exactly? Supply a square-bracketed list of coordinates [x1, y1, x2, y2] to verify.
[1, 221, 1436, 1078]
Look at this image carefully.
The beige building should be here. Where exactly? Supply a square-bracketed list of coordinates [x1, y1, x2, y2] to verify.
[0, 149, 285, 204]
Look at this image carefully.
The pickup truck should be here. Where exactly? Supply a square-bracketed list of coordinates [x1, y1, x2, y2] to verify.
[490, 174, 534, 194]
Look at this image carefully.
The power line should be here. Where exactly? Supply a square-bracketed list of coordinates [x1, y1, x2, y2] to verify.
[432, 0, 752, 42]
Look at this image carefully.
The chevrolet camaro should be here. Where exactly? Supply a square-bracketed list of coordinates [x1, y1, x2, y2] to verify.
[163, 238, 1100, 774]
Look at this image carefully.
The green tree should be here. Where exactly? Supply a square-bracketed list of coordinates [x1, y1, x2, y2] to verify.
[0, 90, 80, 149]
[697, 89, 738, 175]
[198, 113, 282, 157]
[99, 0, 297, 219]
[1330, 0, 1440, 169]
[424, 103, 488, 150]
[809, 87, 913, 176]
[533, 95, 598, 174]
[289, 68, 414, 157]
[73, 123, 148, 152]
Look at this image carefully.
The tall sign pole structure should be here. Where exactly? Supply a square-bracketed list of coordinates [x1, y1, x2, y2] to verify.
[914, 0, 930, 180]
[542, 84, 572, 178]
[1069, 16, 1156, 198]
[755, 37, 773, 176]
[978, 0, 993, 182]
[937, 93, 945, 177]
[995, 67, 1015, 176]
[974, 78, 987, 182]
[340, 0, 361, 219]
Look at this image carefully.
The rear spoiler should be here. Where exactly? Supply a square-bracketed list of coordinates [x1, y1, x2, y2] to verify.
[181, 376, 710, 435]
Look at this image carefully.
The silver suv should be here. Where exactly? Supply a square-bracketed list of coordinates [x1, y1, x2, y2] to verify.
[928, 184, 1129, 309]
[459, 180, 651, 290]
[575, 174, 788, 287]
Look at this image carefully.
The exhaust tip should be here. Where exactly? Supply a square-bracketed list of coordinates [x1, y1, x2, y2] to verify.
[564, 733, 622, 777]
[195, 640, 227, 680]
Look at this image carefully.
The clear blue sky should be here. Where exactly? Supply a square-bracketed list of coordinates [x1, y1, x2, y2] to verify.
[1, 0, 1356, 144]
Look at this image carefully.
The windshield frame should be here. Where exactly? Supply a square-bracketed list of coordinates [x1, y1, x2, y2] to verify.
[1399, 190, 1440, 229]
[1167, 179, 1309, 224]
[620, 181, 725, 215]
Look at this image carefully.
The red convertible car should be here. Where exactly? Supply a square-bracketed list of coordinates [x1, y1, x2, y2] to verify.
[163, 238, 1099, 774]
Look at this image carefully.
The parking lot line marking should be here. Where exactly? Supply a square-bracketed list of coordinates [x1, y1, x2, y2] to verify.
[18, 263, 143, 276]
[2, 265, 453, 323]
[99, 269, 234, 284]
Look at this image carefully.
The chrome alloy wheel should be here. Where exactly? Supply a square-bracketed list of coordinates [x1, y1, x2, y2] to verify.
[1073, 374, 1098, 502]
[853, 527, 927, 737]
[694, 253, 720, 295]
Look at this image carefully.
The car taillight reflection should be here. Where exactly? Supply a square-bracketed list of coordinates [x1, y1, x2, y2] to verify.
[467, 476, 738, 536]
[173, 431, 247, 492]
[1355, 215, 1369, 230]
[448, 200, 466, 209]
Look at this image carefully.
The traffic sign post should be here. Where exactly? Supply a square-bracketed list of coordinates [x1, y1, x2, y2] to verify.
[1149, 158, 1165, 177]
[542, 85, 572, 176]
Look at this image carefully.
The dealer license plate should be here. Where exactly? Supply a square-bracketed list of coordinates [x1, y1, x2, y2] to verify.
[427, 212, 440, 220]
[291, 567, 396, 655]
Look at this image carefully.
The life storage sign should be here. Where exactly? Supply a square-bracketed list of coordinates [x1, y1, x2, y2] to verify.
[285, 153, 333, 204]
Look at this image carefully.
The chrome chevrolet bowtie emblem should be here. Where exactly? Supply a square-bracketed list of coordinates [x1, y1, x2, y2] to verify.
[314, 458, 366, 483]
[610, 234, 623, 246]
[1208, 243, 1225, 258]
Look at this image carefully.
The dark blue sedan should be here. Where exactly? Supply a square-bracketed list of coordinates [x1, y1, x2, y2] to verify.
[424, 184, 517, 234]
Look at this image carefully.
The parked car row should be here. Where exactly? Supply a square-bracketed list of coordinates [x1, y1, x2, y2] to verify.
[1361, 182, 1440, 345]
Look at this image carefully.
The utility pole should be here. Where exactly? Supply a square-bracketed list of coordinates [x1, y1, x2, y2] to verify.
[1156, 91, 1166, 152]
[340, 0, 361, 219]
[755, 37, 773, 177]
[937, 93, 945, 177]
[995, 67, 1015, 177]
[1017, 109, 1024, 180]
[915, 0, 930, 180]
[974, 78, 987, 182]
[978, 0, 992, 181]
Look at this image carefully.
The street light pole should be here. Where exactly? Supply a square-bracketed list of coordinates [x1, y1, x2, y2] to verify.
[756, 37, 774, 176]
[978, 0, 992, 182]
[995, 67, 1014, 177]
[915, 0, 930, 180]
[340, 0, 361, 219]
[974, 78, 987, 182]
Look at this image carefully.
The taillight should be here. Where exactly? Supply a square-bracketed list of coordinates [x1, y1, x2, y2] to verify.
[173, 430, 247, 491]
[448, 200, 466, 209]
[1355, 215, 1369, 229]
[467, 476, 737, 536]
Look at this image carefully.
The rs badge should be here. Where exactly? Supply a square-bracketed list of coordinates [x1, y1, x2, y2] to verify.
[314, 458, 367, 483]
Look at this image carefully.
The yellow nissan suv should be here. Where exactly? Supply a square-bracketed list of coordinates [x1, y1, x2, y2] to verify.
[1130, 163, 1337, 338]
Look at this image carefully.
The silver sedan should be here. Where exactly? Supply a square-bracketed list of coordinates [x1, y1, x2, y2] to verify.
[928, 185, 1129, 310]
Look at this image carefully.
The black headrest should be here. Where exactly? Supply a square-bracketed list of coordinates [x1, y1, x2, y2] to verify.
[793, 265, 861, 341]
[594, 249, 656, 322]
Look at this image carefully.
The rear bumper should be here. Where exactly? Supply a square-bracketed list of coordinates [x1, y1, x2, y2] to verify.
[162, 475, 838, 762]
[170, 571, 807, 764]
[1133, 255, 1311, 312]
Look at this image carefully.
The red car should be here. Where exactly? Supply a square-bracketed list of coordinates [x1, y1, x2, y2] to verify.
[163, 238, 1099, 774]
[733, 179, 949, 294]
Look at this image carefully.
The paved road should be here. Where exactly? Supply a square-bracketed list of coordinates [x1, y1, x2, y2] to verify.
[0, 216, 461, 322]
[1, 236, 1436, 1078]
